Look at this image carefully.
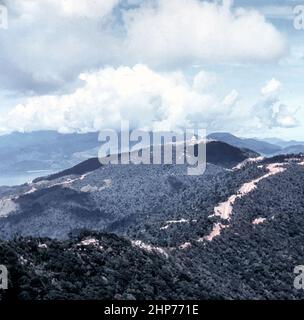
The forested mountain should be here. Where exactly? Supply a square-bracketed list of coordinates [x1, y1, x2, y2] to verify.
[0, 140, 256, 240]
[1, 157, 304, 300]
[1, 140, 304, 300]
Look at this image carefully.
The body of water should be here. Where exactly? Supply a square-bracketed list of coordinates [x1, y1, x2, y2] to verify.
[0, 171, 54, 187]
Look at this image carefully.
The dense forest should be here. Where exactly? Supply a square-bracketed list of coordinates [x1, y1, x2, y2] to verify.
[1, 153, 304, 300]
[0, 231, 195, 300]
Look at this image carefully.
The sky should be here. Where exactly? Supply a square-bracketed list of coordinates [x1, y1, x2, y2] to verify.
[0, 0, 304, 139]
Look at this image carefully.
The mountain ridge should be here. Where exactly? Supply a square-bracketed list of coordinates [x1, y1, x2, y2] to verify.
[207, 132, 281, 155]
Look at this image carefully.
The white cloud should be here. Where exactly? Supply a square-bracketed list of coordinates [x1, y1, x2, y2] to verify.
[2, 67, 299, 135]
[261, 78, 282, 97]
[192, 70, 217, 92]
[0, 0, 121, 93]
[274, 104, 299, 128]
[0, 65, 239, 134]
[222, 89, 239, 107]
[0, 0, 287, 94]
[54, 0, 120, 18]
[123, 0, 287, 66]
[0, 1, 294, 136]
[254, 79, 299, 129]
[8, 0, 120, 19]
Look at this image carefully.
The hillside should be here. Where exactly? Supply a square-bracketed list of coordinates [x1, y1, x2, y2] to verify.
[1, 154, 304, 299]
[34, 140, 257, 183]
[1, 142, 304, 299]
[0, 141, 258, 239]
[0, 231, 191, 301]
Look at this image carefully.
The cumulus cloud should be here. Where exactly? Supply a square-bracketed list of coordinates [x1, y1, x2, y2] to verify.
[0, 0, 287, 94]
[0, 0, 121, 93]
[1, 67, 298, 135]
[274, 105, 299, 128]
[0, 65, 240, 134]
[0, 1, 292, 136]
[254, 79, 299, 129]
[123, 0, 287, 67]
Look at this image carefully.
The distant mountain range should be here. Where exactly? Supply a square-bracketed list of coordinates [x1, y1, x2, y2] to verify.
[0, 131, 99, 175]
[208, 132, 304, 156]
[207, 132, 281, 155]
[258, 137, 304, 148]
[1, 130, 304, 186]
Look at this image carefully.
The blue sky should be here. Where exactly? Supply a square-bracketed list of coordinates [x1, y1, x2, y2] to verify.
[0, 0, 303, 139]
